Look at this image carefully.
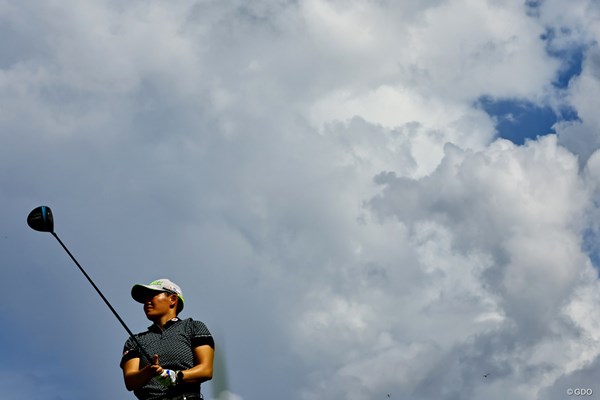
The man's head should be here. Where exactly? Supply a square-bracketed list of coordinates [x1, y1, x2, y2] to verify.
[131, 278, 185, 314]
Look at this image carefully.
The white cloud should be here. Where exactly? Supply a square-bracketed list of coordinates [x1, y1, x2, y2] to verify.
[2, 1, 600, 400]
[402, 0, 558, 100]
[557, 45, 600, 164]
[288, 135, 595, 399]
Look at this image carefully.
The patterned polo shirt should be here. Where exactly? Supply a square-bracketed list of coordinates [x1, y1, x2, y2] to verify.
[120, 317, 214, 400]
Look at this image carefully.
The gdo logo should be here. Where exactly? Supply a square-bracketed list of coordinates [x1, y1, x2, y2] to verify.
[567, 388, 593, 396]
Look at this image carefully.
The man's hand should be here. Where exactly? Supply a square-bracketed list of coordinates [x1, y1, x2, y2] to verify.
[156, 369, 177, 386]
[149, 354, 177, 387]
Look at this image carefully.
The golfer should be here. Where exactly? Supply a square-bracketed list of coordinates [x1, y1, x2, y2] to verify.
[120, 279, 214, 400]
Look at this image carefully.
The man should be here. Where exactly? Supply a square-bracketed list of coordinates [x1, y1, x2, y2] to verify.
[120, 278, 214, 400]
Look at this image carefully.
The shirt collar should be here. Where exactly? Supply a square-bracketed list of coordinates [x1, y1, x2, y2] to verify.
[148, 317, 180, 332]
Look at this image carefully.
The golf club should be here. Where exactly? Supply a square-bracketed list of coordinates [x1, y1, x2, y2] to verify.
[27, 205, 153, 363]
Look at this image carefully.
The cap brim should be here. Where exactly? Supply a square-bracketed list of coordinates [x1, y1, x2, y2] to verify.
[131, 284, 164, 303]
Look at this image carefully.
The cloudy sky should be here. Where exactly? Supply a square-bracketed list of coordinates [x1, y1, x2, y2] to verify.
[2, 0, 600, 399]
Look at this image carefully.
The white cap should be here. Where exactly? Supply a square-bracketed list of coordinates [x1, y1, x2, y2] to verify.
[131, 278, 184, 312]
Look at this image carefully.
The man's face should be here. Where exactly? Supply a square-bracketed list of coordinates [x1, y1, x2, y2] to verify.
[142, 291, 176, 319]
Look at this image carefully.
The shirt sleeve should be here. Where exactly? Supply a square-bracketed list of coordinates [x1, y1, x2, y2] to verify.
[189, 319, 215, 349]
[120, 337, 141, 368]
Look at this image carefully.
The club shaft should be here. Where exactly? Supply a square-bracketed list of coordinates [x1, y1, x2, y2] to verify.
[51, 232, 153, 364]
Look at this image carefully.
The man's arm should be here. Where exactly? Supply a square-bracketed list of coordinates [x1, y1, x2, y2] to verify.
[122, 354, 163, 391]
[177, 345, 214, 384]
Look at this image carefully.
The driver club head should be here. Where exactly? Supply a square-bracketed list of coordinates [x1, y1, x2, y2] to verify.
[27, 206, 54, 233]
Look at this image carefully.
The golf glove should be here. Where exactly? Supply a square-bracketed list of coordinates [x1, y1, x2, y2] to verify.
[156, 369, 177, 386]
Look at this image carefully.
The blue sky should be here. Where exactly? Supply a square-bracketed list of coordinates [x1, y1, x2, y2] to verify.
[480, 34, 584, 145]
[3, 1, 600, 400]
[481, 97, 563, 144]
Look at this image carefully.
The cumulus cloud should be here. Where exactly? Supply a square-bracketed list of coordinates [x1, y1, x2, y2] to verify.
[556, 45, 600, 164]
[3, 1, 600, 400]
[289, 135, 597, 399]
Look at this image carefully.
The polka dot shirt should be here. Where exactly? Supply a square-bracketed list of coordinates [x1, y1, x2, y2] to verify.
[121, 317, 214, 400]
